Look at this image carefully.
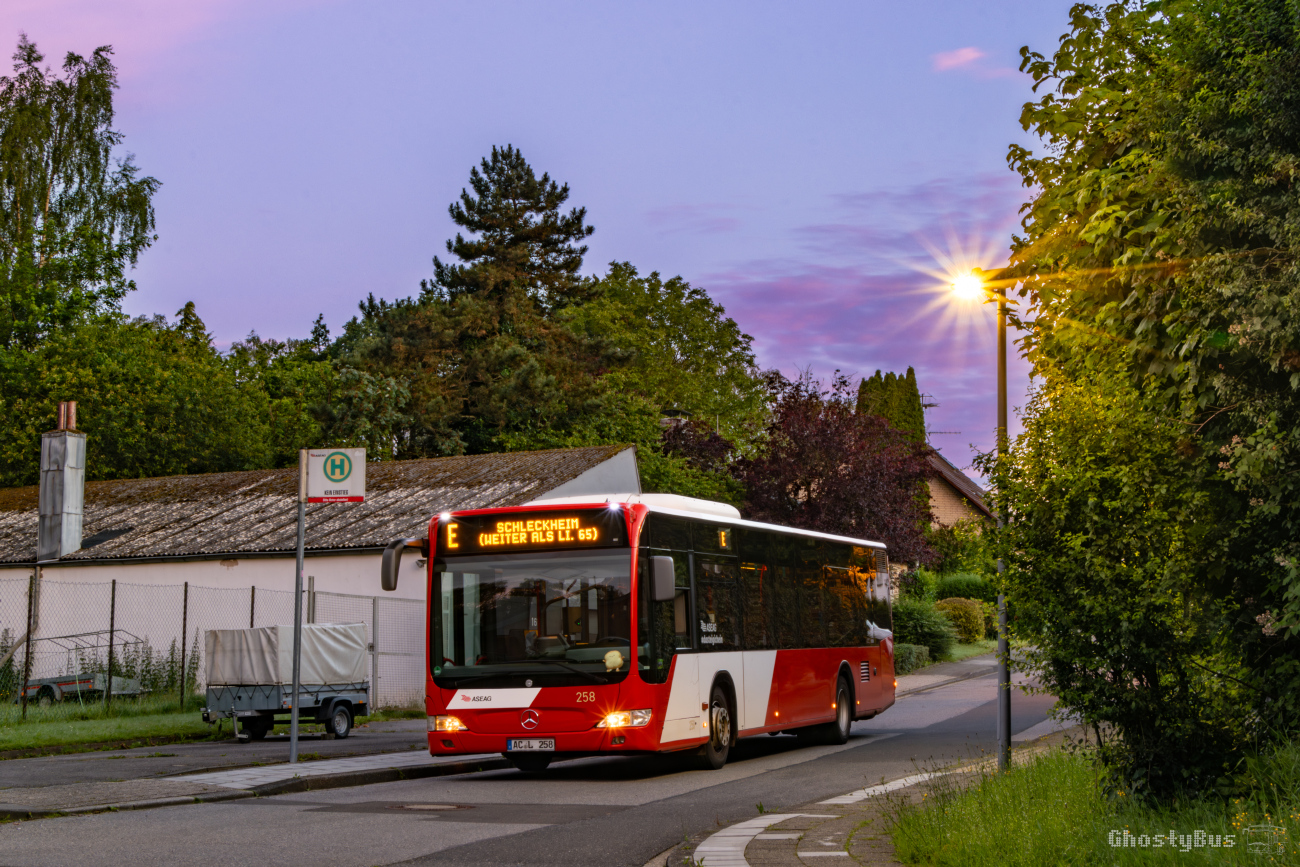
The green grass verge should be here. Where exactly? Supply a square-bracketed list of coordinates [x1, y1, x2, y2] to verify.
[944, 639, 996, 663]
[889, 746, 1300, 865]
[0, 696, 427, 755]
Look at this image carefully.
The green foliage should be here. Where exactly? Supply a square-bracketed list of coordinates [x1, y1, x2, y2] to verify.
[998, 0, 1300, 797]
[988, 362, 1247, 798]
[0, 306, 274, 486]
[935, 573, 997, 605]
[934, 597, 984, 644]
[857, 366, 925, 442]
[893, 643, 930, 675]
[901, 568, 940, 603]
[891, 597, 956, 661]
[926, 520, 995, 577]
[0, 37, 158, 350]
[564, 262, 767, 447]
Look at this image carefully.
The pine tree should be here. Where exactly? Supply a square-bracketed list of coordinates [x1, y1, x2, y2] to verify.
[422, 144, 595, 315]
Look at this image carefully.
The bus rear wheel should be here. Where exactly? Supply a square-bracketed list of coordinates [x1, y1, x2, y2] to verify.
[799, 676, 853, 745]
[697, 684, 733, 770]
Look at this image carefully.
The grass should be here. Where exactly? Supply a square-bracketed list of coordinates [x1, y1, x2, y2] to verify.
[943, 639, 996, 663]
[888, 744, 1300, 865]
[0, 696, 428, 755]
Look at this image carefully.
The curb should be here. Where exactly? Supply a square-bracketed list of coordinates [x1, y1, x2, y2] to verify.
[0, 755, 513, 820]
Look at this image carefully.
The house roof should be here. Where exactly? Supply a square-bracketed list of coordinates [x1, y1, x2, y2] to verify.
[926, 450, 993, 520]
[0, 445, 634, 565]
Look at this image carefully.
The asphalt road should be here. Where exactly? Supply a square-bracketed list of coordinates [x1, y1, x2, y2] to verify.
[0, 669, 1057, 867]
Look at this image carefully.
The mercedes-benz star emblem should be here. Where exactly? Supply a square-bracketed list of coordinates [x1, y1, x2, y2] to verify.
[520, 709, 540, 730]
[525, 679, 533, 687]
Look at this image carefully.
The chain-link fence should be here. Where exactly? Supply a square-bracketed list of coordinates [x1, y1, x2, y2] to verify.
[0, 575, 425, 722]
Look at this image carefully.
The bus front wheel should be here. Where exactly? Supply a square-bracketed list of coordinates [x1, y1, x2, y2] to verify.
[697, 684, 733, 770]
[506, 753, 552, 774]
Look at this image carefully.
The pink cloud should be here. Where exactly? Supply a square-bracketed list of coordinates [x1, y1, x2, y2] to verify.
[933, 47, 985, 72]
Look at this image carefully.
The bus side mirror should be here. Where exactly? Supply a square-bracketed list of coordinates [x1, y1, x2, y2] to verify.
[381, 538, 425, 592]
[652, 556, 676, 602]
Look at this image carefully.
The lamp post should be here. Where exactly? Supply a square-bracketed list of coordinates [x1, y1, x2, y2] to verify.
[951, 267, 1011, 771]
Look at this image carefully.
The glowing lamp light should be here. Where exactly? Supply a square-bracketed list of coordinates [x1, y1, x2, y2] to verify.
[439, 511, 451, 521]
[596, 709, 652, 728]
[433, 715, 467, 732]
[950, 270, 985, 301]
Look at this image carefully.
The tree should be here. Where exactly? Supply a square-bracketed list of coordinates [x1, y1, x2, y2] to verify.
[423, 144, 595, 314]
[332, 146, 611, 456]
[0, 304, 272, 485]
[736, 372, 935, 563]
[857, 367, 925, 442]
[564, 262, 768, 446]
[226, 329, 336, 467]
[1002, 0, 1300, 794]
[985, 360, 1245, 798]
[0, 36, 158, 350]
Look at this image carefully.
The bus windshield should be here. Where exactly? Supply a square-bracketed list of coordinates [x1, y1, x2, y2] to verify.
[431, 549, 633, 687]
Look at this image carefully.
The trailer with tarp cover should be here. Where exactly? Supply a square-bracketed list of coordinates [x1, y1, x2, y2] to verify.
[200, 622, 369, 740]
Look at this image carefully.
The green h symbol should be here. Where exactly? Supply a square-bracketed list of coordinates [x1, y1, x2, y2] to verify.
[324, 452, 351, 482]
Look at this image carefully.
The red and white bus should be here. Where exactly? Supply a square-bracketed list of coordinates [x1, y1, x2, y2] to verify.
[380, 493, 895, 772]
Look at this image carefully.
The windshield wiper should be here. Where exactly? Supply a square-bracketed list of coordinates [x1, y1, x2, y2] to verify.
[517, 661, 608, 684]
[437, 662, 607, 687]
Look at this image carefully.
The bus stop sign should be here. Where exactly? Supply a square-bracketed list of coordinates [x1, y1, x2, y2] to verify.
[307, 448, 366, 502]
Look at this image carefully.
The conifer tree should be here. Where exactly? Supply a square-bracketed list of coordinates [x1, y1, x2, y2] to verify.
[857, 366, 926, 441]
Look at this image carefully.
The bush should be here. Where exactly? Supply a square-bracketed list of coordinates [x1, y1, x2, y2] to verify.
[894, 643, 930, 674]
[935, 597, 985, 643]
[981, 600, 998, 639]
[891, 597, 956, 661]
[935, 572, 997, 604]
[900, 568, 939, 602]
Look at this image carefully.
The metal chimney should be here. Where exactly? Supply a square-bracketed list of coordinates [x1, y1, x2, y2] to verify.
[38, 401, 86, 562]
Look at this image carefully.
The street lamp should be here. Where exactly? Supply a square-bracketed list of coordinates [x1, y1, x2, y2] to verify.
[949, 266, 1012, 772]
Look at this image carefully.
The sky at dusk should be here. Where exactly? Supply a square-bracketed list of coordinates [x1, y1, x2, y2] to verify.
[2, 1, 1079, 474]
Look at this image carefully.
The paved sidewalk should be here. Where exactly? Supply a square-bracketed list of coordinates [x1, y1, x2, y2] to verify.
[0, 748, 510, 818]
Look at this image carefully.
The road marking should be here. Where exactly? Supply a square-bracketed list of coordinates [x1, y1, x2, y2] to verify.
[795, 853, 849, 857]
[693, 815, 836, 867]
[817, 771, 938, 805]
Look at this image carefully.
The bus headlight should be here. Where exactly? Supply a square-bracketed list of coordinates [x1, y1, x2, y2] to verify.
[596, 709, 652, 729]
[433, 715, 467, 732]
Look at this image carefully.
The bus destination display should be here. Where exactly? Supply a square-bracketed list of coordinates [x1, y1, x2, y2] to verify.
[440, 509, 627, 555]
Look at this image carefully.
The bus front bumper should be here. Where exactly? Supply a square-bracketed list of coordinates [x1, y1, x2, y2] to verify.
[427, 726, 665, 755]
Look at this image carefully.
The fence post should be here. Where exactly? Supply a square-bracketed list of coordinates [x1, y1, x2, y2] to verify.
[20, 572, 34, 721]
[371, 595, 379, 710]
[178, 581, 189, 708]
[307, 576, 315, 624]
[249, 585, 256, 628]
[105, 579, 117, 709]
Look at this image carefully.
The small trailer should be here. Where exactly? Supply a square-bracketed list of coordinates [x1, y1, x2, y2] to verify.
[17, 672, 143, 705]
[201, 623, 370, 741]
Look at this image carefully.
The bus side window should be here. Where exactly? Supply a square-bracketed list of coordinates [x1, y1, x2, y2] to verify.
[695, 558, 740, 651]
[772, 564, 800, 649]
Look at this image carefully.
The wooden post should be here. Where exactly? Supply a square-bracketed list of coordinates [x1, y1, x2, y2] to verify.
[105, 579, 117, 709]
[249, 585, 256, 628]
[178, 581, 189, 708]
[19, 573, 34, 721]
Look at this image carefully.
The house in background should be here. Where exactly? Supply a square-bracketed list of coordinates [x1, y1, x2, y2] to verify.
[927, 450, 993, 527]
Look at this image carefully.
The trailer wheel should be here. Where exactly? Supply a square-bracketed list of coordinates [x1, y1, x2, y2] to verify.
[329, 703, 353, 739]
[36, 686, 56, 708]
[245, 716, 273, 740]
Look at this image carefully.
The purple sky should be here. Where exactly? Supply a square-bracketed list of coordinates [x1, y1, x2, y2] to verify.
[4, 1, 1076, 473]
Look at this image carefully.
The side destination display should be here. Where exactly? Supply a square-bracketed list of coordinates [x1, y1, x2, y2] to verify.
[439, 509, 628, 555]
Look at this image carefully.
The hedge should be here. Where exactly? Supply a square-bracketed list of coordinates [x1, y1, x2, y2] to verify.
[935, 597, 984, 643]
[891, 597, 957, 660]
[894, 643, 930, 675]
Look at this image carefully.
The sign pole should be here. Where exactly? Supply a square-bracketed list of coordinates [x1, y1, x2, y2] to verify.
[290, 449, 307, 763]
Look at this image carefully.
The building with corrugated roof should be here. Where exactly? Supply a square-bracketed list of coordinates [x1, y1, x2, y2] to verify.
[0, 445, 640, 600]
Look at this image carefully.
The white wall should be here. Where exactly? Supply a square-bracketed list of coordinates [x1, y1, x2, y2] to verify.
[0, 550, 427, 601]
